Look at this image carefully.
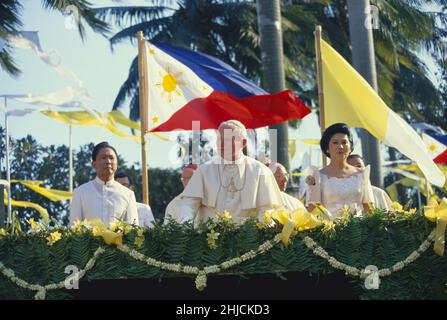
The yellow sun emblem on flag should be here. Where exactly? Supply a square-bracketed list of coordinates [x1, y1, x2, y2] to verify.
[155, 66, 186, 103]
[428, 143, 437, 152]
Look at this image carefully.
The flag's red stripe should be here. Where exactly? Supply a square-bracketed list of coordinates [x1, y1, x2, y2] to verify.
[434, 151, 447, 164]
[150, 90, 310, 132]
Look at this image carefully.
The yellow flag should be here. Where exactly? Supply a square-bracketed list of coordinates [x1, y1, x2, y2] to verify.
[289, 140, 296, 160]
[41, 110, 173, 142]
[3, 190, 49, 222]
[320, 39, 445, 188]
[301, 139, 320, 145]
[12, 180, 72, 201]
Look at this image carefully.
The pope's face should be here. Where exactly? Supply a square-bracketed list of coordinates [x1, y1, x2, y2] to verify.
[217, 125, 246, 161]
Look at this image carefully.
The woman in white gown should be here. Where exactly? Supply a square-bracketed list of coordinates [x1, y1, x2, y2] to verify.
[305, 123, 374, 220]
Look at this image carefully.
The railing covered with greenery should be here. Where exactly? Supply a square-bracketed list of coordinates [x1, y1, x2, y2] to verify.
[0, 208, 446, 300]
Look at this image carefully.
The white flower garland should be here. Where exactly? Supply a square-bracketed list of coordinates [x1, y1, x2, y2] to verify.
[301, 229, 436, 282]
[118, 234, 282, 291]
[0, 247, 105, 300]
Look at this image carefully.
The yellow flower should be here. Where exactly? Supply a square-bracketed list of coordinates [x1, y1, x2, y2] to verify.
[92, 226, 103, 237]
[110, 221, 133, 234]
[46, 231, 62, 246]
[215, 210, 233, 222]
[391, 202, 404, 212]
[109, 222, 119, 232]
[134, 229, 145, 248]
[27, 218, 40, 230]
[72, 219, 90, 232]
[322, 221, 336, 232]
[256, 211, 274, 229]
[404, 208, 417, 215]
[0, 228, 7, 238]
[340, 204, 351, 217]
[391, 202, 416, 215]
[207, 230, 220, 250]
[222, 210, 232, 221]
[135, 235, 145, 248]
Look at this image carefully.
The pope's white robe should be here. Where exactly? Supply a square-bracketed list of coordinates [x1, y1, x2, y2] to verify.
[280, 192, 305, 211]
[164, 195, 182, 223]
[372, 186, 392, 210]
[179, 155, 283, 224]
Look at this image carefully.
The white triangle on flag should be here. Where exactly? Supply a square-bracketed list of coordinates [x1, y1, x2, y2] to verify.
[145, 41, 213, 131]
[422, 133, 447, 159]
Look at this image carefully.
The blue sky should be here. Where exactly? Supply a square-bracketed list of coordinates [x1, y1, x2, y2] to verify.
[0, 0, 324, 174]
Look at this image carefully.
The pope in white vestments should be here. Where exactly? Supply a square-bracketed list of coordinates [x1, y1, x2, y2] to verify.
[179, 120, 283, 225]
[69, 142, 139, 227]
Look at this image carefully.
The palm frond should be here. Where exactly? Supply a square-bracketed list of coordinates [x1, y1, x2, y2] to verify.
[93, 6, 174, 28]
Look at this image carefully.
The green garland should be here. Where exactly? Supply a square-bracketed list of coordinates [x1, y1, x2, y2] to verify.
[0, 209, 446, 299]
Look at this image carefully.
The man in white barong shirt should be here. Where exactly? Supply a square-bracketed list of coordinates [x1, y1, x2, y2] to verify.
[69, 142, 139, 227]
[179, 120, 283, 225]
[347, 154, 392, 210]
[267, 161, 306, 211]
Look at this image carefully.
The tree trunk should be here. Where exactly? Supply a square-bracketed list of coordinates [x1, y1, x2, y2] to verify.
[256, 0, 290, 171]
[388, 146, 406, 203]
[347, 0, 384, 188]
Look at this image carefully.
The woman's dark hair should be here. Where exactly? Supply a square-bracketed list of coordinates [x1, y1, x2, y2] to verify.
[320, 123, 354, 158]
[92, 141, 118, 161]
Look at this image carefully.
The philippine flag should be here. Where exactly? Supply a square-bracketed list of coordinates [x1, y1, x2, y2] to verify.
[143, 41, 310, 132]
[422, 132, 447, 165]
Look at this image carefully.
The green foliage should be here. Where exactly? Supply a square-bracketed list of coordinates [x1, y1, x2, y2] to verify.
[0, 210, 446, 299]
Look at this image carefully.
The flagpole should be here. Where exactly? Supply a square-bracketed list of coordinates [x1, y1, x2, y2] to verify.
[314, 25, 327, 167]
[137, 31, 149, 205]
[425, 178, 430, 205]
[68, 124, 73, 193]
[4, 97, 12, 229]
[416, 183, 422, 210]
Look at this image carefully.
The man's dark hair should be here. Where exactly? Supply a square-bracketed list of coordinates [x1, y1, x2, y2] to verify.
[320, 123, 354, 158]
[347, 154, 364, 161]
[92, 141, 118, 161]
[114, 171, 134, 186]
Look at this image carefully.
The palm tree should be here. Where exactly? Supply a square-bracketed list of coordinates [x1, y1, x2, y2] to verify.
[346, 0, 383, 187]
[256, 0, 290, 170]
[0, 0, 109, 76]
[0, 0, 23, 76]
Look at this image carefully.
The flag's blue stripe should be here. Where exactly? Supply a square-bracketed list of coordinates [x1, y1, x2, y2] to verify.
[431, 133, 447, 146]
[154, 42, 267, 98]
